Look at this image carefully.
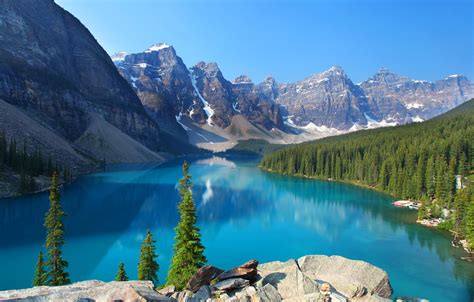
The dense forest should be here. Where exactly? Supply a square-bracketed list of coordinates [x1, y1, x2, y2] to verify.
[261, 99, 474, 249]
[0, 130, 71, 194]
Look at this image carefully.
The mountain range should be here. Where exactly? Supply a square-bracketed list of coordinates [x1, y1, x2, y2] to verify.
[112, 44, 473, 151]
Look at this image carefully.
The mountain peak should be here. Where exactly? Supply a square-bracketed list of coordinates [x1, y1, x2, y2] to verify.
[111, 52, 128, 62]
[376, 67, 392, 74]
[321, 66, 346, 77]
[144, 43, 171, 53]
[233, 75, 253, 84]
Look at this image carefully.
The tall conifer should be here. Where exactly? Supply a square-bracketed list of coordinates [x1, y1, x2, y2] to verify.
[166, 161, 206, 290]
[115, 262, 129, 281]
[137, 230, 159, 284]
[32, 251, 47, 286]
[44, 171, 70, 286]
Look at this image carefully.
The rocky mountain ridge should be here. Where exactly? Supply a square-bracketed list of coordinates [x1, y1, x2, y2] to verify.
[113, 44, 473, 151]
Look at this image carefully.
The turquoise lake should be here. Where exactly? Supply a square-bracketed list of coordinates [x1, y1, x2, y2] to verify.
[0, 156, 472, 301]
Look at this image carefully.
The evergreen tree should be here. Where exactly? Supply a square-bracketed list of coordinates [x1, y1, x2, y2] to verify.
[32, 251, 48, 286]
[115, 262, 129, 281]
[167, 161, 207, 290]
[44, 171, 70, 286]
[137, 230, 159, 284]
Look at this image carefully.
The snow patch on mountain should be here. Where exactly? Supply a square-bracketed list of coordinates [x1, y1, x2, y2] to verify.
[405, 102, 424, 109]
[364, 113, 398, 128]
[145, 43, 170, 53]
[232, 102, 241, 113]
[190, 71, 215, 126]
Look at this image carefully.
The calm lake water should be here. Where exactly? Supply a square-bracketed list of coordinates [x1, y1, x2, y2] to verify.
[0, 156, 472, 301]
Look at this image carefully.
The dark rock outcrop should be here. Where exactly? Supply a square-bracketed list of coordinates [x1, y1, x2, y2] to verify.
[186, 265, 224, 292]
[217, 259, 259, 282]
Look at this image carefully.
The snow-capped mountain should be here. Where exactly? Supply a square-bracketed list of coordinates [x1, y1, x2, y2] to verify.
[112, 43, 473, 150]
[114, 45, 284, 148]
[360, 68, 473, 124]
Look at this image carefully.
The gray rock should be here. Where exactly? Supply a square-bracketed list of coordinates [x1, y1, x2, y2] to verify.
[297, 255, 393, 299]
[257, 259, 319, 300]
[213, 278, 250, 291]
[0, 280, 172, 302]
[254, 283, 282, 302]
[158, 285, 176, 296]
[193, 285, 211, 301]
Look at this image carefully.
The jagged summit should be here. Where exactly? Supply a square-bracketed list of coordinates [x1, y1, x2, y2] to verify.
[193, 62, 222, 78]
[322, 65, 345, 76]
[144, 43, 171, 53]
[233, 75, 253, 84]
[111, 51, 128, 62]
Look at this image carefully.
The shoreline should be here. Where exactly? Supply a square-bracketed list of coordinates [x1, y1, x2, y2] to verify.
[259, 166, 473, 258]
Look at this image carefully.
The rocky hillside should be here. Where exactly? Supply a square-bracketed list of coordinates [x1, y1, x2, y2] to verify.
[113, 45, 473, 151]
[0, 255, 395, 301]
[0, 0, 168, 196]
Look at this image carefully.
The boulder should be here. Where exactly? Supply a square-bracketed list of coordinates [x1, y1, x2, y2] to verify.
[0, 280, 172, 302]
[158, 285, 176, 296]
[297, 255, 393, 299]
[193, 285, 211, 301]
[213, 278, 250, 291]
[254, 283, 282, 302]
[186, 265, 224, 292]
[217, 260, 259, 282]
[170, 289, 193, 302]
[256, 259, 319, 300]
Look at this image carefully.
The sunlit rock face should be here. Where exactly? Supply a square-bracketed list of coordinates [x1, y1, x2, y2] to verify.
[115, 47, 285, 133]
[359, 68, 474, 124]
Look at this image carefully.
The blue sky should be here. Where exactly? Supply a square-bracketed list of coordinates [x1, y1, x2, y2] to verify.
[56, 0, 473, 83]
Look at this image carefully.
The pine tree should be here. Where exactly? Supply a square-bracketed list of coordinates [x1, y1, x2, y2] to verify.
[115, 262, 128, 281]
[137, 230, 159, 284]
[167, 161, 206, 290]
[465, 200, 474, 249]
[44, 171, 70, 286]
[32, 251, 48, 286]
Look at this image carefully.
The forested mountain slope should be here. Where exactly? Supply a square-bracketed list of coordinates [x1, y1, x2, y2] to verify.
[261, 99, 474, 249]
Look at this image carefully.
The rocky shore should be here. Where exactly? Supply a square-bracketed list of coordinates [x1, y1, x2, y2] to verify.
[0, 255, 394, 302]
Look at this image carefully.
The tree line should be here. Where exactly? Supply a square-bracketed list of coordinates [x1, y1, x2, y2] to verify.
[33, 161, 206, 290]
[260, 99, 474, 249]
[0, 130, 72, 194]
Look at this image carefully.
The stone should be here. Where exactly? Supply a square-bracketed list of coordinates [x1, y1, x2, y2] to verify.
[254, 283, 282, 302]
[0, 280, 172, 301]
[257, 259, 319, 300]
[186, 265, 224, 292]
[213, 278, 250, 291]
[217, 260, 259, 282]
[297, 255, 393, 299]
[158, 285, 176, 296]
[193, 285, 211, 301]
[171, 289, 194, 302]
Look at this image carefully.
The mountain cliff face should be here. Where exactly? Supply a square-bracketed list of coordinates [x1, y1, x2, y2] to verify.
[274, 66, 370, 129]
[114, 46, 285, 147]
[0, 0, 163, 168]
[271, 67, 473, 130]
[360, 68, 473, 123]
